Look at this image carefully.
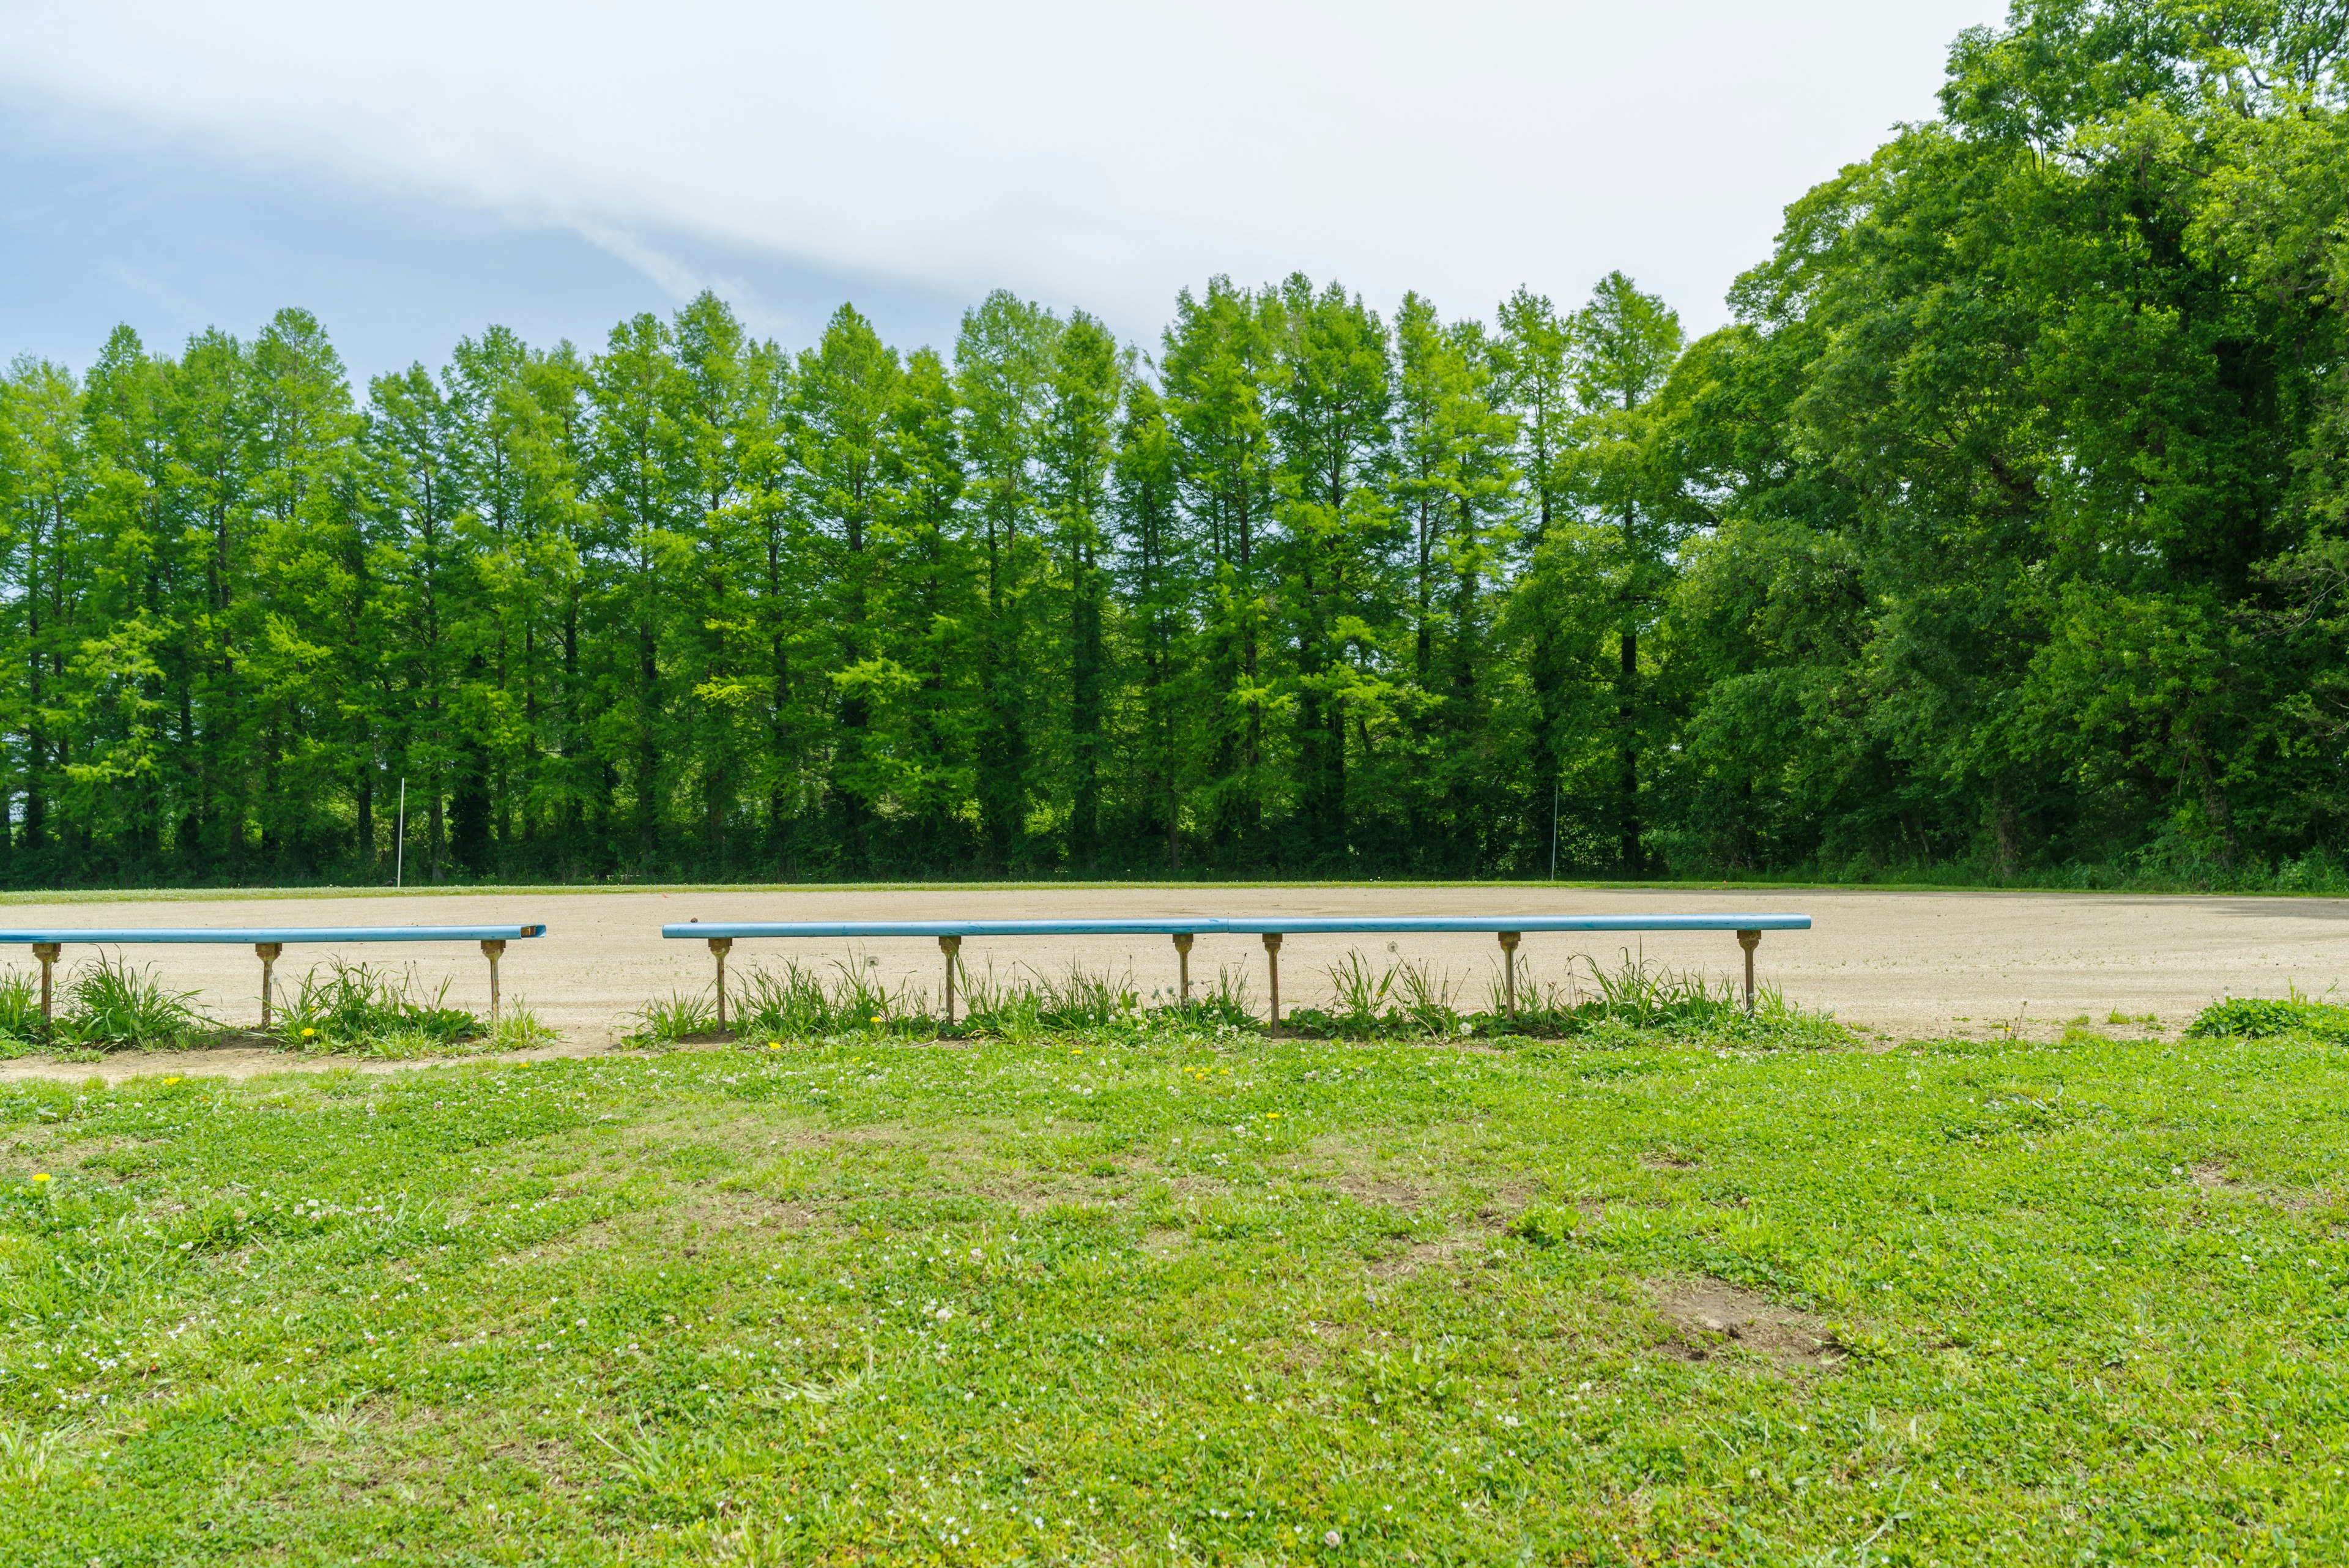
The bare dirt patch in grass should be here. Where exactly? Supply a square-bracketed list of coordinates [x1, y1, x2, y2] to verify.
[2192, 1159, 2243, 1192]
[2189, 1157, 2325, 1213]
[545, 1188, 838, 1266]
[971, 1174, 1132, 1215]
[1140, 1225, 1190, 1257]
[1647, 1277, 1840, 1370]
[1329, 1173, 1442, 1211]
[1364, 1231, 1499, 1279]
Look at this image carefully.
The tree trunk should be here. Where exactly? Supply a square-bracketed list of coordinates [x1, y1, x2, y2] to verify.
[1617, 623, 1641, 875]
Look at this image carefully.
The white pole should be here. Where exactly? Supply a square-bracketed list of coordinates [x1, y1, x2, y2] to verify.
[396, 778, 406, 890]
[1549, 779, 1560, 880]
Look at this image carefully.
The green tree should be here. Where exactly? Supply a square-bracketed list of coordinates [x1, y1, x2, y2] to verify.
[1269, 275, 1395, 867]
[1568, 273, 1682, 874]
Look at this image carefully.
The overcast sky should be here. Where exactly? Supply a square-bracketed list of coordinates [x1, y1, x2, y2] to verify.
[0, 0, 2009, 382]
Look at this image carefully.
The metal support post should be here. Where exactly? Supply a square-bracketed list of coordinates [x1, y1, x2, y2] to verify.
[256, 942, 283, 1033]
[481, 939, 507, 1024]
[1737, 929, 1761, 1014]
[1498, 931, 1521, 1018]
[940, 934, 962, 1025]
[1263, 932, 1283, 1031]
[709, 937, 733, 1034]
[1173, 932, 1193, 1003]
[32, 943, 59, 1033]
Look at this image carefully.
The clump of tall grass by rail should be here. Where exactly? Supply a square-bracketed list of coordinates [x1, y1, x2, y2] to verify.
[0, 957, 554, 1058]
[626, 954, 1256, 1047]
[275, 959, 555, 1057]
[1283, 946, 1846, 1047]
[623, 946, 1842, 1050]
[0, 956, 213, 1055]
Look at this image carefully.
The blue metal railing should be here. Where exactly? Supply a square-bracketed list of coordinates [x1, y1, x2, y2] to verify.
[663, 913, 1812, 1027]
[12, 923, 549, 1031]
[664, 915, 1808, 939]
[2, 925, 546, 945]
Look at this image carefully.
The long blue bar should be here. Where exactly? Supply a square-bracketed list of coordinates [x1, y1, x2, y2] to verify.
[665, 915, 1809, 940]
[2, 925, 547, 945]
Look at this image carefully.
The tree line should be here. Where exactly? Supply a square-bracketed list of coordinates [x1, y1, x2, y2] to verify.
[2, 0, 2345, 888]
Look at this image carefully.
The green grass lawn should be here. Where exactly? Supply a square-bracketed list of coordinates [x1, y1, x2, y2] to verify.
[4, 1018, 2347, 1564]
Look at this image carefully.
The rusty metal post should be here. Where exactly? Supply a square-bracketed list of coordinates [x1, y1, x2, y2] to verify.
[708, 936, 733, 1034]
[32, 943, 59, 1033]
[1173, 932, 1193, 1003]
[1499, 931, 1521, 1019]
[256, 943, 283, 1033]
[481, 938, 507, 1024]
[940, 934, 962, 1025]
[1263, 932, 1283, 1031]
[1737, 929, 1761, 1014]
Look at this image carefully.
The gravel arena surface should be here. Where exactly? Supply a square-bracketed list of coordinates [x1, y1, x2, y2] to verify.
[1, 885, 2343, 1078]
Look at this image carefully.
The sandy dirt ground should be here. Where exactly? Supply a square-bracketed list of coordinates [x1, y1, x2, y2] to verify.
[2, 884, 2343, 1080]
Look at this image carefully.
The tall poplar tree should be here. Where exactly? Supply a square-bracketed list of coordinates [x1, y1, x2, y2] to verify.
[1568, 273, 1682, 873]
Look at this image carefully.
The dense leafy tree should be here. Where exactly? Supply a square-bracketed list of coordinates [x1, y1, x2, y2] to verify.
[0, 1, 2342, 886]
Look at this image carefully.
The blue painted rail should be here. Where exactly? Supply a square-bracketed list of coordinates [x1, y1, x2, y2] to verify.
[2, 926, 546, 945]
[662, 913, 1812, 1028]
[10, 924, 549, 1031]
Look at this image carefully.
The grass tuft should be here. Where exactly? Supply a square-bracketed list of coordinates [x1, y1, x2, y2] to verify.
[1286, 946, 1846, 1048]
[489, 1003, 560, 1052]
[2188, 986, 2349, 1042]
[625, 988, 722, 1046]
[0, 971, 40, 1055]
[640, 948, 1842, 1050]
[278, 960, 482, 1052]
[53, 955, 212, 1050]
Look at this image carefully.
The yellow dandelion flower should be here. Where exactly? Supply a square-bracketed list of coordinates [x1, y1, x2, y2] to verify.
[163, 1076, 182, 1085]
[301, 1028, 316, 1039]
[31, 1173, 51, 1184]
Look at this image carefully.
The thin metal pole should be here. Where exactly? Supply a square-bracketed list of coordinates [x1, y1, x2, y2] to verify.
[481, 939, 507, 1024]
[1737, 929, 1761, 1014]
[256, 943, 282, 1033]
[1173, 932, 1193, 1003]
[1499, 931, 1520, 1018]
[1263, 932, 1282, 1031]
[33, 943, 58, 1034]
[709, 937, 733, 1034]
[395, 778, 407, 890]
[1549, 781, 1560, 880]
[940, 934, 961, 1025]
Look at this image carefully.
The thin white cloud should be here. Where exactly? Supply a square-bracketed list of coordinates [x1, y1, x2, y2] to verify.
[568, 221, 800, 341]
[0, 0, 2006, 336]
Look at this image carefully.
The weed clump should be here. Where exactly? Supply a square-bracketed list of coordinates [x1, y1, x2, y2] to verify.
[51, 956, 212, 1051]
[1285, 948, 1844, 1049]
[0, 972, 42, 1054]
[2188, 989, 2349, 1043]
[631, 946, 1839, 1050]
[625, 989, 723, 1046]
[278, 960, 484, 1052]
